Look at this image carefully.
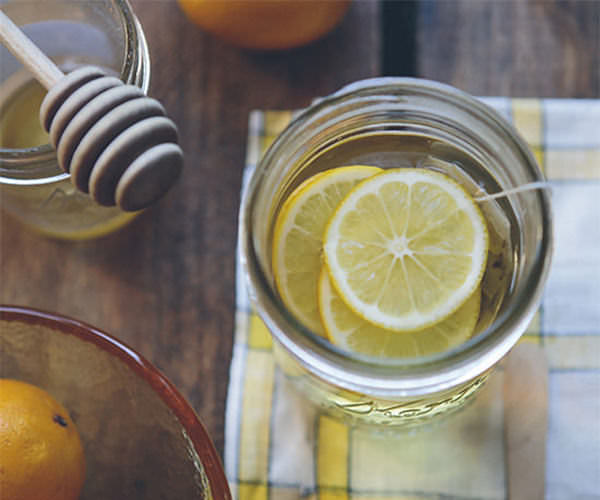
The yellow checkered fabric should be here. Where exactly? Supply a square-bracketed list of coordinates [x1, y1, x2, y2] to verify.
[225, 100, 600, 499]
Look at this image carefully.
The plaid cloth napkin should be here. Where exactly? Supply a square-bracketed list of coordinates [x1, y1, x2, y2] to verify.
[225, 99, 600, 499]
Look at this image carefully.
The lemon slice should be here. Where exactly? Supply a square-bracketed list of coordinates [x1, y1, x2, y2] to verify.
[272, 165, 381, 335]
[323, 168, 488, 332]
[318, 267, 481, 357]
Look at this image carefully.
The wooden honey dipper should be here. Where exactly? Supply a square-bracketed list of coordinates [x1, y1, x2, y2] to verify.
[0, 10, 183, 212]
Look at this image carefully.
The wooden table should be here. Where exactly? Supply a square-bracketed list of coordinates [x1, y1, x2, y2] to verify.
[1, 0, 598, 459]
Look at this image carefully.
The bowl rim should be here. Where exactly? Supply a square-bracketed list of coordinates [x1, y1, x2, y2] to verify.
[0, 305, 232, 500]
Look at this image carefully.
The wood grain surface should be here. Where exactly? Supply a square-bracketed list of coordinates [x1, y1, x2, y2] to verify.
[1, 0, 598, 459]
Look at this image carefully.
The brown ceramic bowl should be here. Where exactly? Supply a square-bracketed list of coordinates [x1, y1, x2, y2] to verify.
[0, 305, 231, 500]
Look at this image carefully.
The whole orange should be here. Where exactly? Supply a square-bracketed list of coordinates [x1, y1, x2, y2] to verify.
[177, 0, 351, 50]
[0, 379, 86, 500]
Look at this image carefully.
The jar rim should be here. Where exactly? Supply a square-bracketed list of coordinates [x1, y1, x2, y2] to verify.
[240, 77, 554, 397]
[0, 0, 150, 183]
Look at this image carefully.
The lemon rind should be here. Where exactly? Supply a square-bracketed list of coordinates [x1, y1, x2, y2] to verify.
[323, 168, 489, 332]
[318, 264, 482, 358]
[272, 165, 382, 334]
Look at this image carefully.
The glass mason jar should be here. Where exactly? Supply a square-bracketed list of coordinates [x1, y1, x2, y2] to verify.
[239, 78, 553, 428]
[0, 0, 150, 239]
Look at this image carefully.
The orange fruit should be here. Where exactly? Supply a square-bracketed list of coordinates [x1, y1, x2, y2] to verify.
[0, 379, 86, 500]
[177, 0, 351, 50]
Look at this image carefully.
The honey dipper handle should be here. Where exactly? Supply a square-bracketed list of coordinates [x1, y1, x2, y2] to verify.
[0, 9, 64, 89]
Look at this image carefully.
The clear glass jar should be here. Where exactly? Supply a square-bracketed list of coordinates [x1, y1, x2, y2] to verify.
[239, 77, 553, 427]
[0, 0, 150, 239]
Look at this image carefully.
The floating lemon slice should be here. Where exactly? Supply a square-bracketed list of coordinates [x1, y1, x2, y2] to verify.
[272, 165, 381, 335]
[323, 168, 488, 332]
[318, 266, 481, 357]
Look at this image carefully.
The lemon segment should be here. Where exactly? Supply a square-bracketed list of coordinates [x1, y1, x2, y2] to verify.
[318, 266, 481, 357]
[323, 168, 488, 332]
[272, 166, 382, 336]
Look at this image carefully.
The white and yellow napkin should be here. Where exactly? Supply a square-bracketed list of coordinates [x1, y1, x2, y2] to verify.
[225, 99, 600, 499]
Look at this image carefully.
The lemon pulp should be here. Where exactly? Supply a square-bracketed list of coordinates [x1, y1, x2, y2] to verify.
[272, 165, 381, 336]
[323, 168, 489, 332]
[318, 265, 481, 357]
